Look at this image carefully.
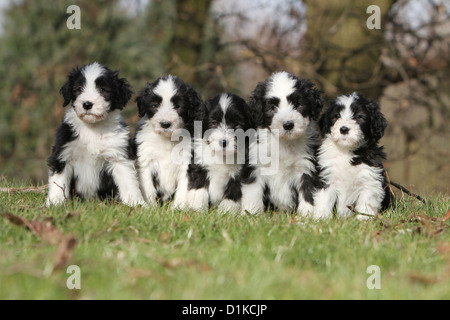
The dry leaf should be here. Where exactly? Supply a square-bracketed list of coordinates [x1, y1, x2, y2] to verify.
[53, 234, 77, 270]
[2, 213, 63, 245]
[442, 210, 450, 223]
[2, 212, 77, 271]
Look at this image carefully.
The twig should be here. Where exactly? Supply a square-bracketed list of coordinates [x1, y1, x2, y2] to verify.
[346, 205, 377, 219]
[389, 181, 426, 204]
[53, 182, 68, 201]
[0, 185, 48, 194]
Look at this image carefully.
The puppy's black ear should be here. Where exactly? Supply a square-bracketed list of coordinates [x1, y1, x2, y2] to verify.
[317, 112, 329, 137]
[317, 101, 334, 137]
[247, 81, 266, 128]
[297, 79, 324, 121]
[306, 87, 324, 121]
[113, 71, 133, 110]
[186, 85, 205, 135]
[60, 67, 80, 107]
[60, 81, 72, 107]
[135, 86, 149, 118]
[368, 101, 388, 141]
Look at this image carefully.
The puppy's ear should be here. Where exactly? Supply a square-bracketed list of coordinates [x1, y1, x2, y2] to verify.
[306, 87, 324, 121]
[317, 101, 334, 137]
[297, 79, 324, 121]
[368, 101, 388, 141]
[113, 71, 133, 110]
[247, 81, 266, 128]
[185, 85, 205, 135]
[60, 81, 73, 107]
[60, 67, 80, 107]
[135, 86, 149, 118]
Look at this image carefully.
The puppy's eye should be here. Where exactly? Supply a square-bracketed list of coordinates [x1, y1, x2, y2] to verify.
[334, 113, 341, 120]
[355, 114, 364, 120]
[269, 104, 277, 111]
[173, 103, 180, 109]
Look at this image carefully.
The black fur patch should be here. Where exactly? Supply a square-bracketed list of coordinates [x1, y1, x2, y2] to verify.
[47, 122, 77, 174]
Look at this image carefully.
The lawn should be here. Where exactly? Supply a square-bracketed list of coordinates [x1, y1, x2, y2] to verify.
[0, 179, 449, 300]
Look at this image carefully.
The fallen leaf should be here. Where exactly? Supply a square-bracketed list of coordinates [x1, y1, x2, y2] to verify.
[442, 210, 450, 223]
[2, 212, 63, 245]
[2, 212, 77, 271]
[53, 234, 77, 271]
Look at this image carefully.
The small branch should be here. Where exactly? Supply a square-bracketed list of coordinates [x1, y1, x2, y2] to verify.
[346, 205, 377, 219]
[53, 182, 68, 201]
[0, 185, 48, 194]
[389, 181, 426, 204]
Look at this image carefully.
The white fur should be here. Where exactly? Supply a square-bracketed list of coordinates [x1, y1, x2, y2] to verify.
[149, 76, 184, 137]
[136, 117, 190, 204]
[249, 72, 317, 215]
[72, 62, 110, 124]
[313, 138, 385, 220]
[313, 94, 385, 220]
[258, 127, 316, 214]
[46, 108, 144, 206]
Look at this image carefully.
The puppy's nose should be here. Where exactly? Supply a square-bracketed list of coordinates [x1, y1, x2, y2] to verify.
[283, 121, 295, 131]
[340, 126, 350, 134]
[220, 139, 228, 148]
[160, 121, 172, 129]
[83, 101, 93, 110]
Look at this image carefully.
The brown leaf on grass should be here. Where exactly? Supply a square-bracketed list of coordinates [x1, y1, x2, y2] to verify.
[407, 273, 438, 285]
[2, 212, 77, 271]
[53, 234, 77, 271]
[159, 232, 171, 243]
[442, 210, 450, 223]
[1, 213, 63, 245]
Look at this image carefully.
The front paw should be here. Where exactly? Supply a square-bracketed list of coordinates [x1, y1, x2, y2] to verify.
[218, 199, 241, 214]
[45, 196, 66, 207]
[297, 202, 314, 217]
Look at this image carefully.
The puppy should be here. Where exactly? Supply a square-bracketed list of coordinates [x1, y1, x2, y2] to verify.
[247, 71, 324, 215]
[46, 62, 144, 206]
[134, 75, 204, 205]
[179, 92, 256, 213]
[313, 92, 393, 220]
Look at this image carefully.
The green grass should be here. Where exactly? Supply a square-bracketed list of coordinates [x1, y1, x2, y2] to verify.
[0, 179, 449, 300]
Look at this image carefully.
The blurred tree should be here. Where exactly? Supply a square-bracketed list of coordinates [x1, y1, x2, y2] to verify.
[303, 0, 396, 97]
[0, 0, 151, 182]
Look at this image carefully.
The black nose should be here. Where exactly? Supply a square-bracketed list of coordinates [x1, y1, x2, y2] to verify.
[220, 139, 228, 148]
[160, 121, 172, 129]
[283, 121, 295, 131]
[340, 126, 350, 134]
[83, 101, 93, 110]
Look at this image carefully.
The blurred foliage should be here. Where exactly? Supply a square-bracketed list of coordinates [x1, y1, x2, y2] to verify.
[0, 0, 235, 183]
[0, 0, 448, 194]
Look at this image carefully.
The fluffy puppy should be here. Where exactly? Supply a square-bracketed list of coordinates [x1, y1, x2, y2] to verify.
[179, 92, 256, 213]
[46, 62, 144, 206]
[134, 75, 204, 205]
[313, 92, 393, 220]
[247, 71, 324, 215]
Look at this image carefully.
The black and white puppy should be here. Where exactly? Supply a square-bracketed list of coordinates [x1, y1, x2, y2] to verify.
[179, 92, 256, 213]
[313, 92, 392, 220]
[46, 62, 144, 206]
[135, 75, 204, 205]
[247, 71, 324, 215]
